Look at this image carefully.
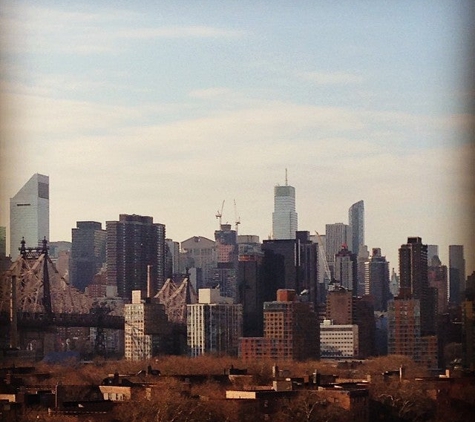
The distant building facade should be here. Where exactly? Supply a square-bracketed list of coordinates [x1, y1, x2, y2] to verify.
[364, 248, 390, 311]
[212, 224, 238, 300]
[239, 289, 319, 361]
[272, 180, 298, 240]
[320, 319, 359, 359]
[10, 173, 49, 257]
[334, 244, 357, 294]
[388, 237, 439, 367]
[106, 214, 166, 300]
[325, 223, 351, 276]
[70, 221, 106, 292]
[348, 200, 364, 256]
[261, 232, 319, 308]
[180, 236, 216, 287]
[325, 287, 375, 358]
[187, 288, 243, 357]
[428, 255, 448, 315]
[124, 290, 170, 360]
[399, 237, 435, 335]
[0, 226, 6, 257]
[449, 245, 466, 305]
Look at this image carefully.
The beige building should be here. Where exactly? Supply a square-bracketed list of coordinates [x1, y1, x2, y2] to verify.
[124, 290, 169, 360]
[320, 319, 359, 359]
[187, 288, 242, 357]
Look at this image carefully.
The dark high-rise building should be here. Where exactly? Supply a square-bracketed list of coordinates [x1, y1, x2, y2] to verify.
[428, 255, 448, 315]
[106, 214, 166, 300]
[449, 245, 466, 305]
[212, 224, 238, 300]
[237, 253, 264, 337]
[364, 248, 390, 311]
[0, 226, 6, 257]
[70, 221, 106, 292]
[261, 231, 318, 308]
[399, 237, 435, 335]
[348, 200, 364, 256]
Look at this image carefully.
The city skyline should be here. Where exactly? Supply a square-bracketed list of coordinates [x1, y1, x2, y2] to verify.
[0, 1, 474, 273]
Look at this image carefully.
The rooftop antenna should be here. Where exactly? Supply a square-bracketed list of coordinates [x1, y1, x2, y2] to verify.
[285, 168, 288, 186]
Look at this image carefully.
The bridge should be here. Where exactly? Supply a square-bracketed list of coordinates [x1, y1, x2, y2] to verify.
[0, 239, 124, 357]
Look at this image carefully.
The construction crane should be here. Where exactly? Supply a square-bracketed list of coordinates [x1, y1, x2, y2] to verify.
[216, 200, 225, 228]
[234, 199, 241, 234]
[315, 231, 332, 284]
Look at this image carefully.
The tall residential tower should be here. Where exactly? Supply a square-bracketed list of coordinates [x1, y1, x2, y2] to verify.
[106, 214, 166, 300]
[348, 200, 364, 255]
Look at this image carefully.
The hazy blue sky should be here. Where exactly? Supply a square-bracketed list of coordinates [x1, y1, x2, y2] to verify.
[1, 1, 473, 272]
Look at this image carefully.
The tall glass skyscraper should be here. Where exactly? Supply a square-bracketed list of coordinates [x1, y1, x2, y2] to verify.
[272, 178, 297, 240]
[348, 200, 364, 255]
[10, 173, 49, 258]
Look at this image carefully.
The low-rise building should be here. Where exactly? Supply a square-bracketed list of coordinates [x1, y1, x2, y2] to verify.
[320, 319, 359, 359]
[124, 290, 170, 360]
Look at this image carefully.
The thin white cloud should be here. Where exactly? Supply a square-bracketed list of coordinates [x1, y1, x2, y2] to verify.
[118, 26, 245, 40]
[189, 88, 234, 99]
[1, 3, 245, 55]
[299, 71, 364, 85]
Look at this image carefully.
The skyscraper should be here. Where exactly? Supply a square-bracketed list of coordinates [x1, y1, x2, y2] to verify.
[212, 223, 238, 300]
[262, 231, 319, 308]
[334, 244, 357, 294]
[70, 221, 106, 292]
[10, 173, 49, 257]
[348, 200, 364, 255]
[272, 174, 297, 240]
[364, 248, 390, 311]
[106, 214, 166, 300]
[449, 245, 466, 305]
[428, 255, 448, 315]
[398, 237, 435, 335]
[325, 223, 351, 276]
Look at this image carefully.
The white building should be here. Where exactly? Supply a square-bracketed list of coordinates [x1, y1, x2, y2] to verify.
[348, 200, 364, 256]
[320, 319, 359, 359]
[10, 173, 49, 257]
[272, 177, 298, 240]
[187, 288, 242, 357]
[124, 290, 169, 360]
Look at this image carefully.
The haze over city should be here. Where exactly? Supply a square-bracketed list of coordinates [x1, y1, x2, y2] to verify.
[0, 0, 474, 272]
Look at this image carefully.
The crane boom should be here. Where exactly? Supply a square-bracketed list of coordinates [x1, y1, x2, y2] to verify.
[234, 199, 240, 233]
[216, 200, 225, 228]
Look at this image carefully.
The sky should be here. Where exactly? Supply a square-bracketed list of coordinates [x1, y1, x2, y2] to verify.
[0, 0, 474, 273]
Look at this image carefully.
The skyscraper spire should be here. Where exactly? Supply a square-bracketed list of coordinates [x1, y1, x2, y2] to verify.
[272, 174, 297, 240]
